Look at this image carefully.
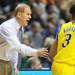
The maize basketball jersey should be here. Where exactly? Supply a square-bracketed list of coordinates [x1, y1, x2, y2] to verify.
[54, 21, 75, 65]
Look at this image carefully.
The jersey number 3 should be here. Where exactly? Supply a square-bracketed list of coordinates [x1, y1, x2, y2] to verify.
[62, 34, 71, 48]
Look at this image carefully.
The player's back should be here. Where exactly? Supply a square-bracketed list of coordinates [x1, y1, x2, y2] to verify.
[54, 21, 75, 65]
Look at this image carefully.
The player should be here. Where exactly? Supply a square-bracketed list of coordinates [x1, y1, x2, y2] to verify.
[49, 4, 75, 75]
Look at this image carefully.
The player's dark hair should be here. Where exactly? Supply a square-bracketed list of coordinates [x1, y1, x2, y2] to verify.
[69, 4, 75, 14]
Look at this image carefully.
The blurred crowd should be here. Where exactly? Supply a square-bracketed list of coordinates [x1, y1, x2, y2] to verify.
[0, 0, 75, 70]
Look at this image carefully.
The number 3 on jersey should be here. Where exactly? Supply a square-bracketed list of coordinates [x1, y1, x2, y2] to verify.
[62, 34, 72, 48]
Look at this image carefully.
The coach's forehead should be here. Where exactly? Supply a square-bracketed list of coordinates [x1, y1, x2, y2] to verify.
[24, 5, 31, 11]
[15, 4, 32, 15]
[24, 5, 32, 14]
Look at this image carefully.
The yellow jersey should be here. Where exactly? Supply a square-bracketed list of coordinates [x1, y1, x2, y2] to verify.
[54, 21, 75, 65]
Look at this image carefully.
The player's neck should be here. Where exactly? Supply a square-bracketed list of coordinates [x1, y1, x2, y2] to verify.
[72, 15, 75, 20]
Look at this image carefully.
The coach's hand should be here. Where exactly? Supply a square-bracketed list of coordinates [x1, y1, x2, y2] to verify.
[37, 48, 48, 58]
[14, 68, 19, 75]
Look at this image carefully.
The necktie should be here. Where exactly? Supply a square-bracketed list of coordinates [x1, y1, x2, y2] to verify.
[18, 27, 23, 43]
[17, 27, 24, 69]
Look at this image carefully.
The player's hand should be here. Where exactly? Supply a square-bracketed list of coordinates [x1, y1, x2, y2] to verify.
[37, 48, 48, 58]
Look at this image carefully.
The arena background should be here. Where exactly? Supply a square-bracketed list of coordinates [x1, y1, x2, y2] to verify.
[0, 0, 75, 75]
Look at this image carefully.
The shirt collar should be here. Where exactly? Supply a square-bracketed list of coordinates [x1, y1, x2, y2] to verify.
[14, 17, 21, 31]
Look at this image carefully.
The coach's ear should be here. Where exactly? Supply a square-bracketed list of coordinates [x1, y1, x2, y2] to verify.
[17, 12, 21, 18]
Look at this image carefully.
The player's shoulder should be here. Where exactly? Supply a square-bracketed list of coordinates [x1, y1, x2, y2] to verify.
[61, 21, 72, 28]
[63, 21, 72, 26]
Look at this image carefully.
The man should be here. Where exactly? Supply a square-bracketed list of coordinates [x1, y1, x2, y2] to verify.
[0, 3, 48, 75]
[49, 4, 75, 75]
[26, 21, 43, 48]
[28, 57, 42, 69]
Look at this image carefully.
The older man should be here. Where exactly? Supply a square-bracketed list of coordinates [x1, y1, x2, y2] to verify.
[0, 3, 48, 75]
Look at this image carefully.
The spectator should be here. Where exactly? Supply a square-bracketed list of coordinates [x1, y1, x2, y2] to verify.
[28, 57, 42, 69]
[26, 21, 43, 48]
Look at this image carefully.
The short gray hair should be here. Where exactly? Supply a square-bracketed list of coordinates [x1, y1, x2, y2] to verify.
[14, 3, 30, 16]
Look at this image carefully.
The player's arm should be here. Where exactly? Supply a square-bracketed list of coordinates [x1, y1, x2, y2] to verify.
[49, 38, 58, 63]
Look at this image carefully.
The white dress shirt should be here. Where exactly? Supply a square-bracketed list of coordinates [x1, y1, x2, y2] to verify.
[0, 17, 37, 68]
